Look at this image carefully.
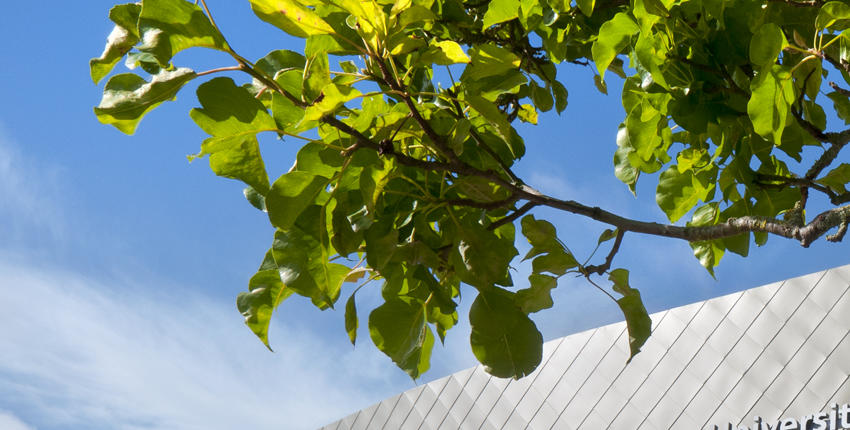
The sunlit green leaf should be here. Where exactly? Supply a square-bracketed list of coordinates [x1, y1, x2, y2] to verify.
[576, 0, 595, 16]
[304, 83, 362, 121]
[272, 214, 349, 309]
[816, 1, 850, 30]
[266, 171, 329, 230]
[419, 40, 471, 65]
[818, 163, 850, 193]
[138, 0, 229, 65]
[482, 0, 520, 28]
[748, 65, 795, 145]
[250, 0, 335, 38]
[236, 250, 293, 349]
[90, 3, 142, 84]
[592, 13, 638, 80]
[94, 68, 196, 134]
[189, 77, 276, 193]
[656, 166, 701, 223]
[749, 23, 786, 67]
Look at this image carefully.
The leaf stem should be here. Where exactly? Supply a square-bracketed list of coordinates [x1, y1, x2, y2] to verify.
[196, 65, 243, 77]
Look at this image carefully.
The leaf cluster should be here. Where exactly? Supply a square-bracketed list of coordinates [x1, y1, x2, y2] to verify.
[91, 0, 850, 379]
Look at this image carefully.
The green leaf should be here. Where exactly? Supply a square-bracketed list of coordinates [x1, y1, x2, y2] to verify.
[303, 53, 330, 103]
[292, 141, 344, 179]
[531, 251, 578, 276]
[690, 240, 724, 277]
[816, 1, 850, 30]
[236, 250, 293, 349]
[592, 13, 638, 80]
[482, 0, 520, 28]
[469, 289, 543, 379]
[199, 135, 271, 195]
[266, 171, 329, 230]
[189, 77, 276, 193]
[94, 68, 196, 134]
[453, 176, 512, 203]
[598, 229, 618, 244]
[249, 0, 335, 38]
[520, 214, 563, 258]
[457, 222, 517, 287]
[303, 83, 362, 121]
[272, 217, 349, 309]
[244, 186, 267, 211]
[608, 269, 651, 362]
[517, 104, 538, 124]
[828, 91, 850, 125]
[256, 49, 306, 77]
[138, 0, 229, 66]
[656, 166, 701, 223]
[515, 274, 557, 313]
[419, 40, 471, 65]
[552, 80, 569, 113]
[593, 74, 608, 95]
[465, 94, 512, 140]
[614, 126, 639, 192]
[818, 163, 850, 193]
[461, 44, 521, 81]
[90, 3, 142, 84]
[748, 65, 795, 145]
[345, 293, 358, 345]
[365, 221, 398, 271]
[530, 81, 554, 112]
[749, 23, 786, 67]
[576, 0, 595, 16]
[369, 298, 434, 379]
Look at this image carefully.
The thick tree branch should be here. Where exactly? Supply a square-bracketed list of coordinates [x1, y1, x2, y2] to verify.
[324, 113, 850, 249]
[445, 195, 518, 210]
[513, 186, 850, 247]
[755, 173, 834, 198]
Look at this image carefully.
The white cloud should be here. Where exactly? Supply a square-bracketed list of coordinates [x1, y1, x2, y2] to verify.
[0, 259, 418, 430]
[0, 411, 36, 430]
[0, 127, 66, 244]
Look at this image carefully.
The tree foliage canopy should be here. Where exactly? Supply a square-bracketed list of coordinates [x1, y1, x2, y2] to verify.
[92, 0, 850, 379]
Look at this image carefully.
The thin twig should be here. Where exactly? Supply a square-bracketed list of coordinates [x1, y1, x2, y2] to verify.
[584, 230, 626, 276]
[488, 202, 537, 231]
[199, 0, 219, 31]
[196, 65, 243, 77]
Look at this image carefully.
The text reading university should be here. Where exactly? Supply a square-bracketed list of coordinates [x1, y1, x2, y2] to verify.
[717, 403, 850, 430]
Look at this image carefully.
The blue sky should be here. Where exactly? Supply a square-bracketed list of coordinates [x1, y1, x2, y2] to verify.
[0, 2, 848, 429]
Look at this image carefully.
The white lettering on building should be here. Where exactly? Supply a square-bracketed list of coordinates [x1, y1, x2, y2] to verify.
[714, 403, 850, 430]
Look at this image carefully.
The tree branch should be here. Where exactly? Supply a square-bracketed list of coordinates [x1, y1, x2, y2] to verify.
[371, 58, 462, 164]
[488, 202, 537, 231]
[767, 0, 825, 6]
[323, 112, 850, 249]
[584, 230, 626, 276]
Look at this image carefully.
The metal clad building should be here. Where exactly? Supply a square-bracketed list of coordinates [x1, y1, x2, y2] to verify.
[324, 265, 850, 429]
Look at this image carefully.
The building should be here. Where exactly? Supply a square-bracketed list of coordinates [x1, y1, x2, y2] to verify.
[323, 265, 850, 429]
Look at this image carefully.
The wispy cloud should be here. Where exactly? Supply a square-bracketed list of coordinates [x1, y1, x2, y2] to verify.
[0, 411, 35, 430]
[0, 126, 66, 246]
[0, 259, 417, 430]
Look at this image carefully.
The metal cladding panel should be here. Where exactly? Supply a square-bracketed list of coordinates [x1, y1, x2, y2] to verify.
[324, 265, 850, 430]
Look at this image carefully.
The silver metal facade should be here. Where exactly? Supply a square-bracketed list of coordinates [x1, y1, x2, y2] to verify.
[324, 265, 850, 430]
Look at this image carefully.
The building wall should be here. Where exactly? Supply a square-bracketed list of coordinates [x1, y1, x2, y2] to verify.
[324, 265, 850, 430]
